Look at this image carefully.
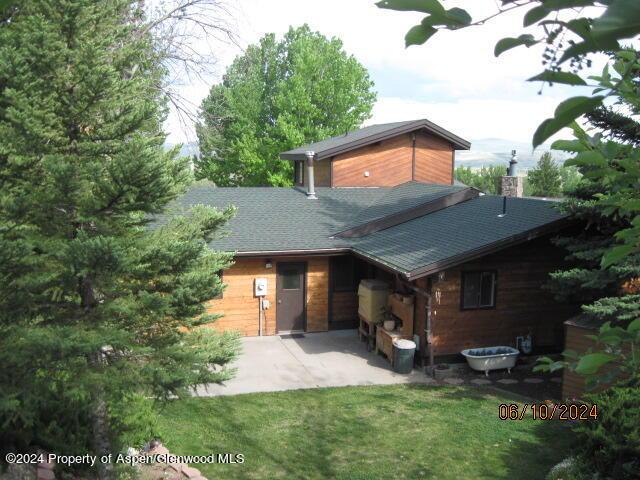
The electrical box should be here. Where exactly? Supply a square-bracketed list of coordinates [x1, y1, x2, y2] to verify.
[254, 278, 268, 297]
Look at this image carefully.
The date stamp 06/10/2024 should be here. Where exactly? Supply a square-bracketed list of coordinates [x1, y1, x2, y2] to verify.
[498, 403, 599, 421]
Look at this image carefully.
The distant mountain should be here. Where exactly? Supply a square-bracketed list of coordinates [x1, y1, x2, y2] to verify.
[165, 139, 569, 172]
[456, 138, 570, 171]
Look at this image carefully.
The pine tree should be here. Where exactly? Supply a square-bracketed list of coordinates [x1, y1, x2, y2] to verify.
[548, 123, 640, 328]
[527, 152, 562, 197]
[586, 106, 640, 147]
[0, 1, 239, 474]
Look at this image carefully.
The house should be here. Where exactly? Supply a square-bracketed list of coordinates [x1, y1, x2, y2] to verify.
[171, 119, 576, 364]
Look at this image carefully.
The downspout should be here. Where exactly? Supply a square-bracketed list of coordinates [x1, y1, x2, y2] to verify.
[426, 277, 434, 373]
[397, 276, 434, 373]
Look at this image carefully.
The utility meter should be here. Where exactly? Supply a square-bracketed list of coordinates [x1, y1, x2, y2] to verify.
[254, 278, 268, 297]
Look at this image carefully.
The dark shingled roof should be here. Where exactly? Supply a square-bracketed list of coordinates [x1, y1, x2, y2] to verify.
[159, 182, 567, 279]
[350, 195, 567, 279]
[280, 119, 471, 161]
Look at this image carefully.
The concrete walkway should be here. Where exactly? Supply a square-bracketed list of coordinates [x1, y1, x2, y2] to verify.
[193, 329, 430, 397]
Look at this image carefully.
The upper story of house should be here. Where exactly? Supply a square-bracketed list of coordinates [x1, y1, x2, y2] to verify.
[280, 119, 471, 188]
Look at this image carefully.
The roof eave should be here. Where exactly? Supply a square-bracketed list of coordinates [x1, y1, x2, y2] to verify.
[402, 217, 571, 281]
[279, 120, 471, 161]
[233, 247, 351, 257]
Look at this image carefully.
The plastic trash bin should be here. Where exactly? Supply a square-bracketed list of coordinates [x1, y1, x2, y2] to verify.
[393, 339, 416, 374]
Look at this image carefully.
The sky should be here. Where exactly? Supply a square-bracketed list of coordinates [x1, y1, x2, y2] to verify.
[163, 0, 599, 154]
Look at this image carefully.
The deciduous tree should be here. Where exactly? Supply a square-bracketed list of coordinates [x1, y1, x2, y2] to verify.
[195, 24, 376, 186]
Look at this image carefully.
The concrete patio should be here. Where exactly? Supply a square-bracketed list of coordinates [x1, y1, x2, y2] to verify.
[193, 329, 430, 397]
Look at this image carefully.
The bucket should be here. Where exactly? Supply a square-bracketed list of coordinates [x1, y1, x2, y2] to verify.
[393, 339, 416, 374]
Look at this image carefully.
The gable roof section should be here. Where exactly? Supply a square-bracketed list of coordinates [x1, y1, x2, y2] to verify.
[159, 182, 568, 279]
[280, 119, 471, 162]
[156, 185, 387, 254]
[350, 195, 567, 280]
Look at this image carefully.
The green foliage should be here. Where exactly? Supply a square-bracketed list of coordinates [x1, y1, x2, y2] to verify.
[546, 457, 591, 480]
[534, 96, 605, 148]
[107, 394, 159, 453]
[587, 106, 640, 146]
[453, 165, 505, 194]
[195, 24, 376, 186]
[575, 377, 640, 478]
[528, 152, 562, 197]
[560, 165, 582, 194]
[494, 34, 537, 57]
[0, 0, 240, 469]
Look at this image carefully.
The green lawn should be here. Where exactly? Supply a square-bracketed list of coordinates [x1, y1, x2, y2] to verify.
[156, 385, 575, 480]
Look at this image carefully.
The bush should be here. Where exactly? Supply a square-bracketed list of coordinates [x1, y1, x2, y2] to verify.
[575, 377, 640, 479]
[546, 456, 595, 480]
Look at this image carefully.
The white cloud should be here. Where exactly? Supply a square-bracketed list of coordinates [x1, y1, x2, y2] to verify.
[163, 0, 605, 145]
[370, 95, 565, 144]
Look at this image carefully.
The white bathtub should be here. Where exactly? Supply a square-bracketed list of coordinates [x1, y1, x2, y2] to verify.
[461, 346, 519, 376]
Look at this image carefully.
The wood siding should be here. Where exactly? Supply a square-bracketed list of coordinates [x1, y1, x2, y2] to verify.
[332, 134, 414, 187]
[296, 160, 331, 187]
[414, 132, 454, 185]
[314, 160, 331, 187]
[562, 322, 624, 400]
[204, 256, 329, 336]
[331, 291, 358, 326]
[414, 236, 577, 357]
[330, 131, 455, 187]
[562, 324, 594, 400]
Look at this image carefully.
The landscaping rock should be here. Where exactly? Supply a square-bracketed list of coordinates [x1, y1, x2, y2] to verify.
[443, 377, 464, 385]
[36, 468, 55, 480]
[432, 364, 453, 380]
[181, 466, 202, 478]
[470, 378, 492, 385]
[497, 379, 518, 384]
[524, 378, 544, 384]
[151, 445, 170, 455]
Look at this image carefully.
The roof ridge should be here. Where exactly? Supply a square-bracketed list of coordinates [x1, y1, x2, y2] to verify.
[335, 187, 479, 239]
[280, 118, 471, 161]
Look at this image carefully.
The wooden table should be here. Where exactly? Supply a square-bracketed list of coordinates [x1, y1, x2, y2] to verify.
[358, 315, 376, 351]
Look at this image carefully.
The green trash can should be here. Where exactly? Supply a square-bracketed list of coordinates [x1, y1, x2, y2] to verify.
[393, 339, 416, 374]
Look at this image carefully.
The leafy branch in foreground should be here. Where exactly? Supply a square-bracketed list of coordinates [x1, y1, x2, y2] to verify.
[376, 0, 640, 147]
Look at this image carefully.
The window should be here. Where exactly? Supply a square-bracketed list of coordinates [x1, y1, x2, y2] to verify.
[461, 271, 496, 309]
[281, 267, 301, 290]
[331, 256, 356, 292]
[213, 270, 224, 299]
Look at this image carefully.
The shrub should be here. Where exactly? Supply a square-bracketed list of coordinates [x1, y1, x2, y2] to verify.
[546, 456, 594, 480]
[575, 377, 640, 479]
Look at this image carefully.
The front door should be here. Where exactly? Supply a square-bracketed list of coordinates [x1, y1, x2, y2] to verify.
[276, 262, 306, 333]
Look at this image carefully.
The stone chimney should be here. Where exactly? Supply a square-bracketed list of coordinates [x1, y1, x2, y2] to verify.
[305, 150, 317, 199]
[501, 150, 523, 198]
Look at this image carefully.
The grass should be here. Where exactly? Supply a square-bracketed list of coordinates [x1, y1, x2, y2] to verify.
[156, 384, 575, 480]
